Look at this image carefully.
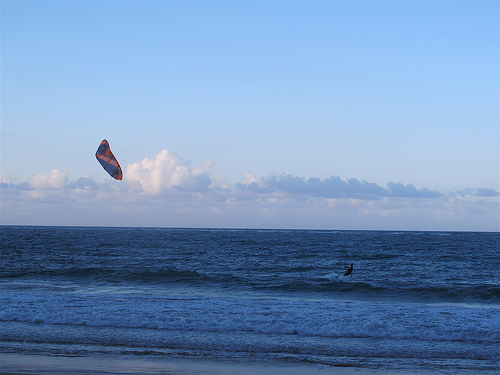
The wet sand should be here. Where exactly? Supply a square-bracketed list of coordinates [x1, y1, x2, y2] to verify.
[0, 353, 461, 375]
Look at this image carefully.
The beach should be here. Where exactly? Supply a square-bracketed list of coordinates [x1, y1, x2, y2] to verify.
[0, 353, 468, 375]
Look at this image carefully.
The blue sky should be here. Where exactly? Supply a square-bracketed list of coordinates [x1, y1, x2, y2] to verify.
[1, 1, 499, 231]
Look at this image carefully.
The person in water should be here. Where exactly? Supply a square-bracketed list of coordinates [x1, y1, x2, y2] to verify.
[343, 264, 353, 276]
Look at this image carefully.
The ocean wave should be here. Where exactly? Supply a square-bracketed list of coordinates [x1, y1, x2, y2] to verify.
[1, 292, 498, 345]
[3, 265, 499, 303]
[3, 267, 229, 284]
[254, 276, 500, 303]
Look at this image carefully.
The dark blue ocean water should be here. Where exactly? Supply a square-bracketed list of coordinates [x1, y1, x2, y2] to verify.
[1, 226, 499, 373]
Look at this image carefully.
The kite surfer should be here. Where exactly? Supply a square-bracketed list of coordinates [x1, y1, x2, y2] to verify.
[343, 264, 353, 276]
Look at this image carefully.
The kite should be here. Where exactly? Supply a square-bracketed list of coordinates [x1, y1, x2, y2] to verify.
[95, 139, 123, 180]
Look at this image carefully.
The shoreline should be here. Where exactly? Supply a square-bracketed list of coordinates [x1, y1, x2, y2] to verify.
[0, 353, 490, 375]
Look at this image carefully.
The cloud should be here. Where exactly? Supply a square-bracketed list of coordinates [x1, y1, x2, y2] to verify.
[1, 173, 11, 184]
[125, 149, 213, 194]
[1, 149, 498, 231]
[242, 172, 260, 186]
[29, 169, 69, 190]
[236, 175, 441, 200]
[455, 188, 500, 198]
[67, 176, 100, 191]
[387, 182, 442, 198]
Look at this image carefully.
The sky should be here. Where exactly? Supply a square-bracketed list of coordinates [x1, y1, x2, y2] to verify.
[1, 0, 499, 231]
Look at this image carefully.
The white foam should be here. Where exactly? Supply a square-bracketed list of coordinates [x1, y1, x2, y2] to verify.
[1, 288, 499, 344]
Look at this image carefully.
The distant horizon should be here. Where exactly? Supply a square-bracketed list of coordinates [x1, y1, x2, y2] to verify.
[1, 224, 498, 234]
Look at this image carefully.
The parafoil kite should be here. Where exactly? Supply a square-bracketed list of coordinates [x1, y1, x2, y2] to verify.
[95, 140, 123, 180]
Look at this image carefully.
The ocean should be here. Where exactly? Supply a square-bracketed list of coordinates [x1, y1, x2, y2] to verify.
[1, 226, 499, 374]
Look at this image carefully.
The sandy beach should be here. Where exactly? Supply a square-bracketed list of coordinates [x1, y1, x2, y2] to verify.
[1, 352, 479, 375]
[0, 353, 456, 375]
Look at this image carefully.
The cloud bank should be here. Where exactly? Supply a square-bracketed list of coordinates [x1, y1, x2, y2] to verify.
[1, 149, 498, 231]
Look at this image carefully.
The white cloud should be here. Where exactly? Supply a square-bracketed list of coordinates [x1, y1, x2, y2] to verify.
[1, 173, 11, 184]
[125, 149, 213, 194]
[29, 169, 69, 190]
[242, 172, 260, 186]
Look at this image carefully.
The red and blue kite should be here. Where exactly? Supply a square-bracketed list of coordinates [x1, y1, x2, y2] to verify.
[95, 140, 123, 180]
